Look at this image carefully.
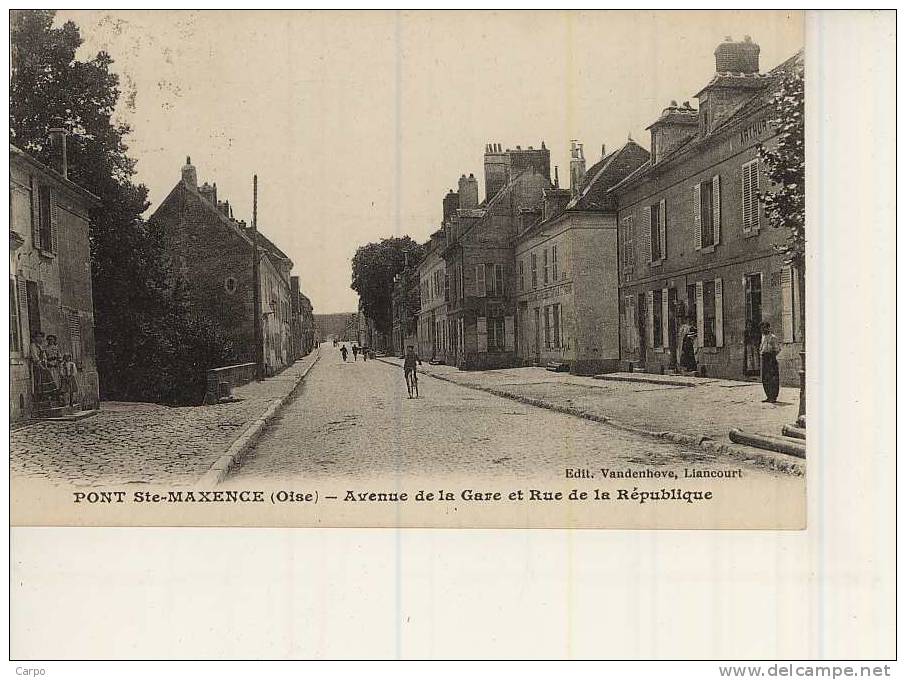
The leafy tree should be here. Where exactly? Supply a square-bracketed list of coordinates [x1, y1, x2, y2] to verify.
[350, 236, 425, 337]
[10, 10, 234, 404]
[758, 62, 805, 341]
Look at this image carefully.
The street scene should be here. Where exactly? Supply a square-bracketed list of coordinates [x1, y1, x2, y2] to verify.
[8, 11, 806, 528]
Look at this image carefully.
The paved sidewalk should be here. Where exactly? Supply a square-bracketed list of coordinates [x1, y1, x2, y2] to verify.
[378, 356, 804, 474]
[10, 351, 320, 486]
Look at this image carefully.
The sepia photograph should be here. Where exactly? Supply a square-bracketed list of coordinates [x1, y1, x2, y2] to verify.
[6, 7, 897, 667]
[6, 10, 810, 528]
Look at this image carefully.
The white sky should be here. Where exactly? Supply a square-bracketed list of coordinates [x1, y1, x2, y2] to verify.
[58, 10, 802, 314]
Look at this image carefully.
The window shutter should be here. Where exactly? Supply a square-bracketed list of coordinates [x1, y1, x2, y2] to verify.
[476, 264, 486, 297]
[742, 163, 752, 233]
[477, 316, 487, 352]
[714, 278, 724, 347]
[646, 290, 654, 348]
[693, 183, 702, 250]
[627, 296, 637, 351]
[641, 206, 651, 263]
[31, 179, 40, 249]
[50, 189, 59, 253]
[557, 305, 564, 349]
[712, 175, 721, 244]
[696, 281, 705, 347]
[661, 288, 669, 349]
[17, 277, 29, 354]
[658, 199, 667, 260]
[781, 266, 794, 342]
[504, 315, 515, 351]
[496, 264, 505, 296]
[752, 162, 760, 232]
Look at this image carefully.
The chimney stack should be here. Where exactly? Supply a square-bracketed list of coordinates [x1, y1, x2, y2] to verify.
[181, 156, 198, 188]
[49, 127, 68, 179]
[714, 35, 760, 74]
[458, 173, 479, 209]
[569, 140, 586, 196]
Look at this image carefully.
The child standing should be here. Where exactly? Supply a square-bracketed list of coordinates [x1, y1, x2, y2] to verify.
[60, 353, 80, 407]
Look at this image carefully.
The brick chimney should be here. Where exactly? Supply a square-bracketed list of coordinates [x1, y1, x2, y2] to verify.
[198, 181, 217, 205]
[715, 35, 760, 74]
[569, 141, 586, 196]
[49, 127, 68, 179]
[458, 173, 479, 209]
[484, 142, 508, 201]
[442, 189, 459, 222]
[181, 156, 197, 189]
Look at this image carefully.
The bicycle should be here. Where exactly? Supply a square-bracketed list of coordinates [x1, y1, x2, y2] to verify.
[405, 367, 419, 399]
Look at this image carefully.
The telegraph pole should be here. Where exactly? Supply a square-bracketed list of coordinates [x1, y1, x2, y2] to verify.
[251, 174, 264, 381]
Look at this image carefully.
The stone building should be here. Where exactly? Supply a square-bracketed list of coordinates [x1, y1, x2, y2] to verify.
[290, 277, 316, 358]
[416, 228, 447, 361]
[10, 136, 100, 420]
[149, 157, 295, 376]
[611, 38, 804, 384]
[514, 139, 649, 374]
[440, 143, 552, 369]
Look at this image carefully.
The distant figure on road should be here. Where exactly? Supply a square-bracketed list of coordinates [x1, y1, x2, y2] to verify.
[352, 345, 359, 361]
[361, 345, 369, 362]
[759, 321, 782, 403]
[403, 345, 422, 398]
[340, 345, 348, 362]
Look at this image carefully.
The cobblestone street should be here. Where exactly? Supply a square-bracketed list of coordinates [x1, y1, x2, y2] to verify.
[10, 353, 318, 486]
[229, 345, 801, 490]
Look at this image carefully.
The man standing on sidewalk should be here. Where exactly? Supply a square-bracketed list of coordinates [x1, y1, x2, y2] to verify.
[759, 321, 782, 403]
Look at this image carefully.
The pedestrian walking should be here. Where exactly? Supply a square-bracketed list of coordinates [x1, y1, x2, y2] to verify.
[759, 321, 782, 403]
[361, 345, 369, 362]
[340, 345, 348, 362]
[352, 345, 359, 361]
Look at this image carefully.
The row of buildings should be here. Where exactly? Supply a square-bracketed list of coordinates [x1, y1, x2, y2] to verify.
[391, 37, 803, 385]
[10, 141, 316, 421]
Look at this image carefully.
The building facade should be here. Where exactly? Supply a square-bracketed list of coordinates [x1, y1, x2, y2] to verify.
[514, 140, 649, 374]
[416, 229, 447, 361]
[612, 39, 804, 384]
[10, 138, 100, 420]
[440, 143, 552, 370]
[149, 158, 295, 376]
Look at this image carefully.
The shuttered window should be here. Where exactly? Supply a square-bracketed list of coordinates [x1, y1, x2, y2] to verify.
[641, 206, 652, 263]
[649, 203, 662, 261]
[477, 316, 487, 352]
[495, 264, 504, 296]
[69, 309, 83, 366]
[38, 185, 54, 251]
[543, 249, 549, 285]
[552, 245, 559, 281]
[475, 264, 486, 297]
[742, 160, 760, 232]
[9, 279, 21, 353]
[780, 266, 801, 342]
[621, 216, 634, 281]
[551, 304, 561, 348]
[531, 253, 538, 289]
[652, 289, 663, 347]
[504, 316, 515, 351]
[700, 278, 724, 348]
[519, 260, 525, 292]
[26, 280, 41, 340]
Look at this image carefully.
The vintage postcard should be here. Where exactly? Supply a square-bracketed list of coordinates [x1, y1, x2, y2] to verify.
[9, 10, 807, 528]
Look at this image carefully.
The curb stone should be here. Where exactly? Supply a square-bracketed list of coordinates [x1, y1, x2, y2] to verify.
[195, 351, 321, 487]
[377, 357, 804, 477]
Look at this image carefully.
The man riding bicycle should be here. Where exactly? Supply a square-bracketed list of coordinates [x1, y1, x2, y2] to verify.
[403, 345, 422, 398]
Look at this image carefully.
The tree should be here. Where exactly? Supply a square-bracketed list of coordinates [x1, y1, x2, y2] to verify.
[10, 10, 235, 404]
[757, 61, 805, 342]
[350, 236, 425, 336]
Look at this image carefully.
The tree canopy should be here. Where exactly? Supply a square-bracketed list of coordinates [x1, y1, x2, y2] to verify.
[350, 236, 425, 335]
[758, 62, 805, 269]
[10, 10, 234, 404]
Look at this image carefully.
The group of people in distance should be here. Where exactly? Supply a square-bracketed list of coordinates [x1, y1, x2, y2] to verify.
[338, 342, 370, 363]
[335, 339, 422, 399]
[29, 330, 80, 406]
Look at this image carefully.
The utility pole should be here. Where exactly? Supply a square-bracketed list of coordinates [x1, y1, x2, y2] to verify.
[251, 174, 264, 381]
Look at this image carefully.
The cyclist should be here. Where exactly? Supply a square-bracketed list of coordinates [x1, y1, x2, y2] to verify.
[403, 345, 422, 398]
